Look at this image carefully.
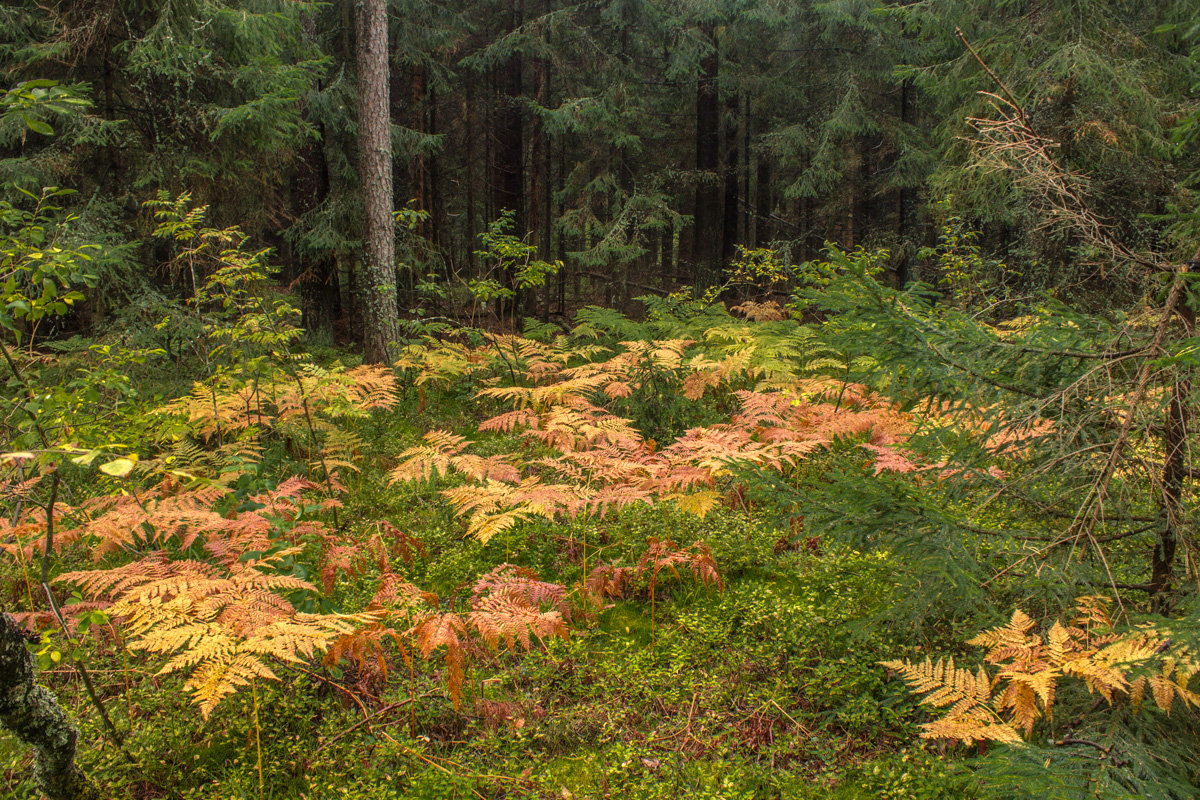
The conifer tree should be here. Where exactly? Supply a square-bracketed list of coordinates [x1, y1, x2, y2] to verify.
[355, 0, 401, 361]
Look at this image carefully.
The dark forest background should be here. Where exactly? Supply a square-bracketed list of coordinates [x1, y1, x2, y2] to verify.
[2, 0, 1199, 340]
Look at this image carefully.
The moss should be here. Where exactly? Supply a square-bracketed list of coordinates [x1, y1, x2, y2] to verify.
[0, 613, 100, 800]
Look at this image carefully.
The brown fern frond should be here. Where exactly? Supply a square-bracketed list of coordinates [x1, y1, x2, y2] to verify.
[686, 543, 723, 591]
[472, 564, 568, 615]
[468, 595, 567, 651]
[413, 612, 467, 708]
[377, 521, 427, 568]
[585, 563, 636, 601]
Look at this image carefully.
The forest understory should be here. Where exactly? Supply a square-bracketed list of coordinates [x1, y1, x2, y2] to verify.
[3, 1, 1200, 798]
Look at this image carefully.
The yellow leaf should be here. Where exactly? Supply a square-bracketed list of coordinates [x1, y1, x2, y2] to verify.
[670, 491, 722, 518]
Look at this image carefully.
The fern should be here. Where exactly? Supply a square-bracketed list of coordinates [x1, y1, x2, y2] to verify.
[62, 477, 334, 565]
[59, 552, 364, 718]
[885, 599, 1200, 745]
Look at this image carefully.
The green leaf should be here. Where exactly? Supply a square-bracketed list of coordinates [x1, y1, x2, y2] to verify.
[22, 116, 54, 136]
[71, 450, 100, 466]
[99, 457, 136, 477]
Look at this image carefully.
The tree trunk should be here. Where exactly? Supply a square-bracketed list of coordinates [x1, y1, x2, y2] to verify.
[529, 42, 548, 321]
[465, 84, 478, 280]
[755, 154, 772, 247]
[0, 613, 100, 800]
[896, 76, 913, 286]
[355, 0, 400, 363]
[1151, 246, 1200, 608]
[721, 89, 740, 264]
[412, 66, 429, 238]
[492, 10, 525, 320]
[691, 22, 721, 287]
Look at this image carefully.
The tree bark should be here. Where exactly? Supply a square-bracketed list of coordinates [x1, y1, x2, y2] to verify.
[1151, 246, 1200, 608]
[691, 22, 721, 287]
[0, 613, 100, 800]
[355, 0, 401, 363]
[721, 89, 740, 264]
[755, 154, 772, 247]
[492, 2, 525, 319]
[529, 38, 548, 321]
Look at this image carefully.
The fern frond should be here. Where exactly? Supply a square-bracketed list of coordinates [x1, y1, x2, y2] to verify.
[389, 430, 470, 483]
[413, 613, 467, 708]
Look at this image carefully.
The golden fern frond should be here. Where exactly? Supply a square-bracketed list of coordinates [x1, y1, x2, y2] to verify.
[187, 653, 279, 719]
[970, 609, 1038, 654]
[920, 712, 1023, 744]
[666, 490, 722, 518]
[242, 614, 362, 663]
[889, 599, 1200, 746]
[883, 657, 993, 712]
[389, 430, 470, 483]
[66, 551, 366, 719]
[451, 453, 521, 483]
[340, 364, 399, 411]
[994, 668, 1058, 735]
[1071, 596, 1116, 642]
[442, 478, 586, 542]
[466, 508, 534, 544]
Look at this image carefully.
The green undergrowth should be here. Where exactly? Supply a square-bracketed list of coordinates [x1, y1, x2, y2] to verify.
[1, 527, 966, 799]
[7, 236, 1200, 798]
[0, 362, 973, 797]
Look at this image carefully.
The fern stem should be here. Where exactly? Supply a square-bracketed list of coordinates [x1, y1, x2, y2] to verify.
[10, 467, 37, 612]
[252, 679, 263, 800]
[37, 473, 136, 765]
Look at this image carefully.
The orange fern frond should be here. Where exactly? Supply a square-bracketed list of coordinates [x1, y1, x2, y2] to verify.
[413, 612, 467, 708]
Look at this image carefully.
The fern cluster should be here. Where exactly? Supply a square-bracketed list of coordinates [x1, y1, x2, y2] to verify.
[390, 322, 926, 543]
[886, 598, 1199, 745]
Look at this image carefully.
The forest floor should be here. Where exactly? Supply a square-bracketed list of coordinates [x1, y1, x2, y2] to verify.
[0, 329, 974, 800]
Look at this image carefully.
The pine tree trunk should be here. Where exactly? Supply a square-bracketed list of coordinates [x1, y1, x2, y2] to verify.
[691, 22, 721, 287]
[0, 613, 100, 800]
[1151, 246, 1200, 608]
[721, 89, 740, 264]
[529, 40, 548, 321]
[465, 84, 478, 281]
[355, 0, 400, 363]
[493, 22, 525, 320]
[755, 155, 772, 247]
[412, 66, 429, 238]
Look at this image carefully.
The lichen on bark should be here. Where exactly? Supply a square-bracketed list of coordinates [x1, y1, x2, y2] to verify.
[0, 612, 100, 800]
